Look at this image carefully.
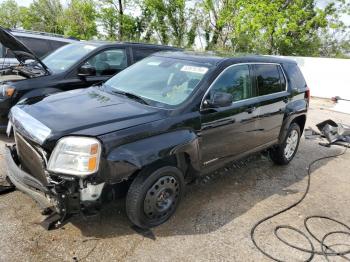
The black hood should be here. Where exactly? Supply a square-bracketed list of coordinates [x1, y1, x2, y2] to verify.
[0, 27, 49, 73]
[12, 87, 165, 143]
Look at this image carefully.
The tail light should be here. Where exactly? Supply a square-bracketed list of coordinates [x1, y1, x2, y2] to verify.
[305, 86, 310, 103]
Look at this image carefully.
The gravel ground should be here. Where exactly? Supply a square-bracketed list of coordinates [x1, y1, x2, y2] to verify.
[0, 98, 350, 262]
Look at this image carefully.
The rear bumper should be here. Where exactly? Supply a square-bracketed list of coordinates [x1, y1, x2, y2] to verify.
[4, 145, 52, 209]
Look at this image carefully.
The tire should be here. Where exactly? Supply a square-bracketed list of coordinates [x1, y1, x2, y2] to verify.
[270, 123, 301, 165]
[126, 165, 185, 228]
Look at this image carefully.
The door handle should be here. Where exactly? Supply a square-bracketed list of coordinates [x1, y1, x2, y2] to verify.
[245, 106, 256, 114]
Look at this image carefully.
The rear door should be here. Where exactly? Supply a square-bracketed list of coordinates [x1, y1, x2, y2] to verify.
[253, 63, 289, 145]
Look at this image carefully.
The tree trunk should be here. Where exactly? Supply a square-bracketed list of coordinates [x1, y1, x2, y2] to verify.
[118, 0, 123, 40]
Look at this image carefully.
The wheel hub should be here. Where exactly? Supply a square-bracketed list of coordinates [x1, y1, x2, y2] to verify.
[144, 175, 179, 220]
[284, 129, 299, 159]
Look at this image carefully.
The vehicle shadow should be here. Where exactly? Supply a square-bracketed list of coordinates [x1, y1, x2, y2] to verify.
[71, 139, 342, 239]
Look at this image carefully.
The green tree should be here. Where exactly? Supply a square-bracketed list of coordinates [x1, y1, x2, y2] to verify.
[99, 5, 119, 40]
[64, 0, 97, 39]
[99, 0, 141, 41]
[0, 0, 21, 28]
[318, 0, 350, 58]
[21, 0, 64, 34]
[199, 0, 348, 56]
[99, 0, 125, 40]
[200, 0, 233, 50]
[143, 0, 197, 47]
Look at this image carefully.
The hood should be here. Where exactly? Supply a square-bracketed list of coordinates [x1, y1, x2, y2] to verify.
[0, 27, 49, 73]
[11, 87, 165, 144]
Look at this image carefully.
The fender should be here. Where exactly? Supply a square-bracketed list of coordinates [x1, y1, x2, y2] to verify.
[278, 98, 308, 143]
[103, 129, 200, 183]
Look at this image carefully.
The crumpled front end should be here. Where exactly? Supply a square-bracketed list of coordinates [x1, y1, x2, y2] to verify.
[4, 133, 105, 229]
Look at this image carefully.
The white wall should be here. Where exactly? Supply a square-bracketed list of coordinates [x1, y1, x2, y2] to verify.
[276, 56, 350, 99]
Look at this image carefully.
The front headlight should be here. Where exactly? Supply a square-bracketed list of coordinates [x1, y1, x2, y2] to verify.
[47, 137, 101, 176]
[0, 84, 15, 98]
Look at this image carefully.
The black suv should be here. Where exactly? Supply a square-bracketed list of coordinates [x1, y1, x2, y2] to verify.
[5, 52, 309, 229]
[0, 28, 78, 69]
[0, 27, 180, 131]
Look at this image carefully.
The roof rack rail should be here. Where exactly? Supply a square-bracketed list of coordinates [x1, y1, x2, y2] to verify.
[9, 28, 79, 40]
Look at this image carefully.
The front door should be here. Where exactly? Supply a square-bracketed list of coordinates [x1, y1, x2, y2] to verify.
[200, 64, 260, 167]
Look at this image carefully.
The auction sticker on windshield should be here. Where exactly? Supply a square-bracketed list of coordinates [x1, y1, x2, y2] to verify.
[181, 65, 208, 74]
[147, 61, 162, 66]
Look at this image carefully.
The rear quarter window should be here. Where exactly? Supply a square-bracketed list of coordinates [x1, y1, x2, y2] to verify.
[283, 63, 307, 91]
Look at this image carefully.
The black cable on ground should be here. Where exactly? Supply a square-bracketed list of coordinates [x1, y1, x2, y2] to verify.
[251, 144, 350, 262]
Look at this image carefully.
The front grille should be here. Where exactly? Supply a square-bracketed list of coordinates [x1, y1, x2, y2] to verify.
[15, 132, 48, 185]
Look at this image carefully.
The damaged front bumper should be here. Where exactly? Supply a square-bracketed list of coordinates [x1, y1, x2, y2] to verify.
[4, 144, 101, 229]
[4, 145, 53, 209]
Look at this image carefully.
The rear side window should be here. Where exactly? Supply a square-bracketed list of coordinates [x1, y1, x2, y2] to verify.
[284, 63, 307, 90]
[133, 48, 158, 62]
[255, 64, 285, 96]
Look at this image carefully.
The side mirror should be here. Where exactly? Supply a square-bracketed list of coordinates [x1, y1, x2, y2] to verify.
[204, 92, 233, 108]
[78, 64, 96, 77]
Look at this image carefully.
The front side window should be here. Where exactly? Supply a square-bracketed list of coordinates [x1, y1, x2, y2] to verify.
[42, 43, 96, 73]
[104, 56, 211, 108]
[255, 64, 284, 96]
[208, 64, 253, 103]
[84, 49, 127, 76]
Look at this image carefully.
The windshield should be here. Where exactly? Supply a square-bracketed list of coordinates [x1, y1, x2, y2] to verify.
[104, 56, 211, 108]
[43, 43, 96, 73]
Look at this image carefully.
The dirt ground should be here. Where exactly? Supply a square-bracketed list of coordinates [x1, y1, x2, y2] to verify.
[0, 98, 350, 262]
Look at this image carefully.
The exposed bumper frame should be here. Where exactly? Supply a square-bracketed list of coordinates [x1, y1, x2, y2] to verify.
[4, 145, 52, 209]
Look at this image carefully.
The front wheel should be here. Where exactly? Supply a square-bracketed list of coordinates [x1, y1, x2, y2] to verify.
[270, 123, 301, 165]
[126, 165, 184, 228]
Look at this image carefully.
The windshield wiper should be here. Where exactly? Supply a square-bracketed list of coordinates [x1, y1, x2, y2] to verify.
[112, 89, 149, 105]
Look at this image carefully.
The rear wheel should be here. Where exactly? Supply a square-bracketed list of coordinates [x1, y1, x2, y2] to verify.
[126, 165, 184, 228]
[270, 123, 301, 165]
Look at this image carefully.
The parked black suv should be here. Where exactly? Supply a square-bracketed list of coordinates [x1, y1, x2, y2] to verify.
[5, 52, 309, 229]
[0, 28, 78, 69]
[0, 27, 180, 131]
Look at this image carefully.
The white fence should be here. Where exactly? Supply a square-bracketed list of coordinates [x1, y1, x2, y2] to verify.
[276, 56, 350, 99]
